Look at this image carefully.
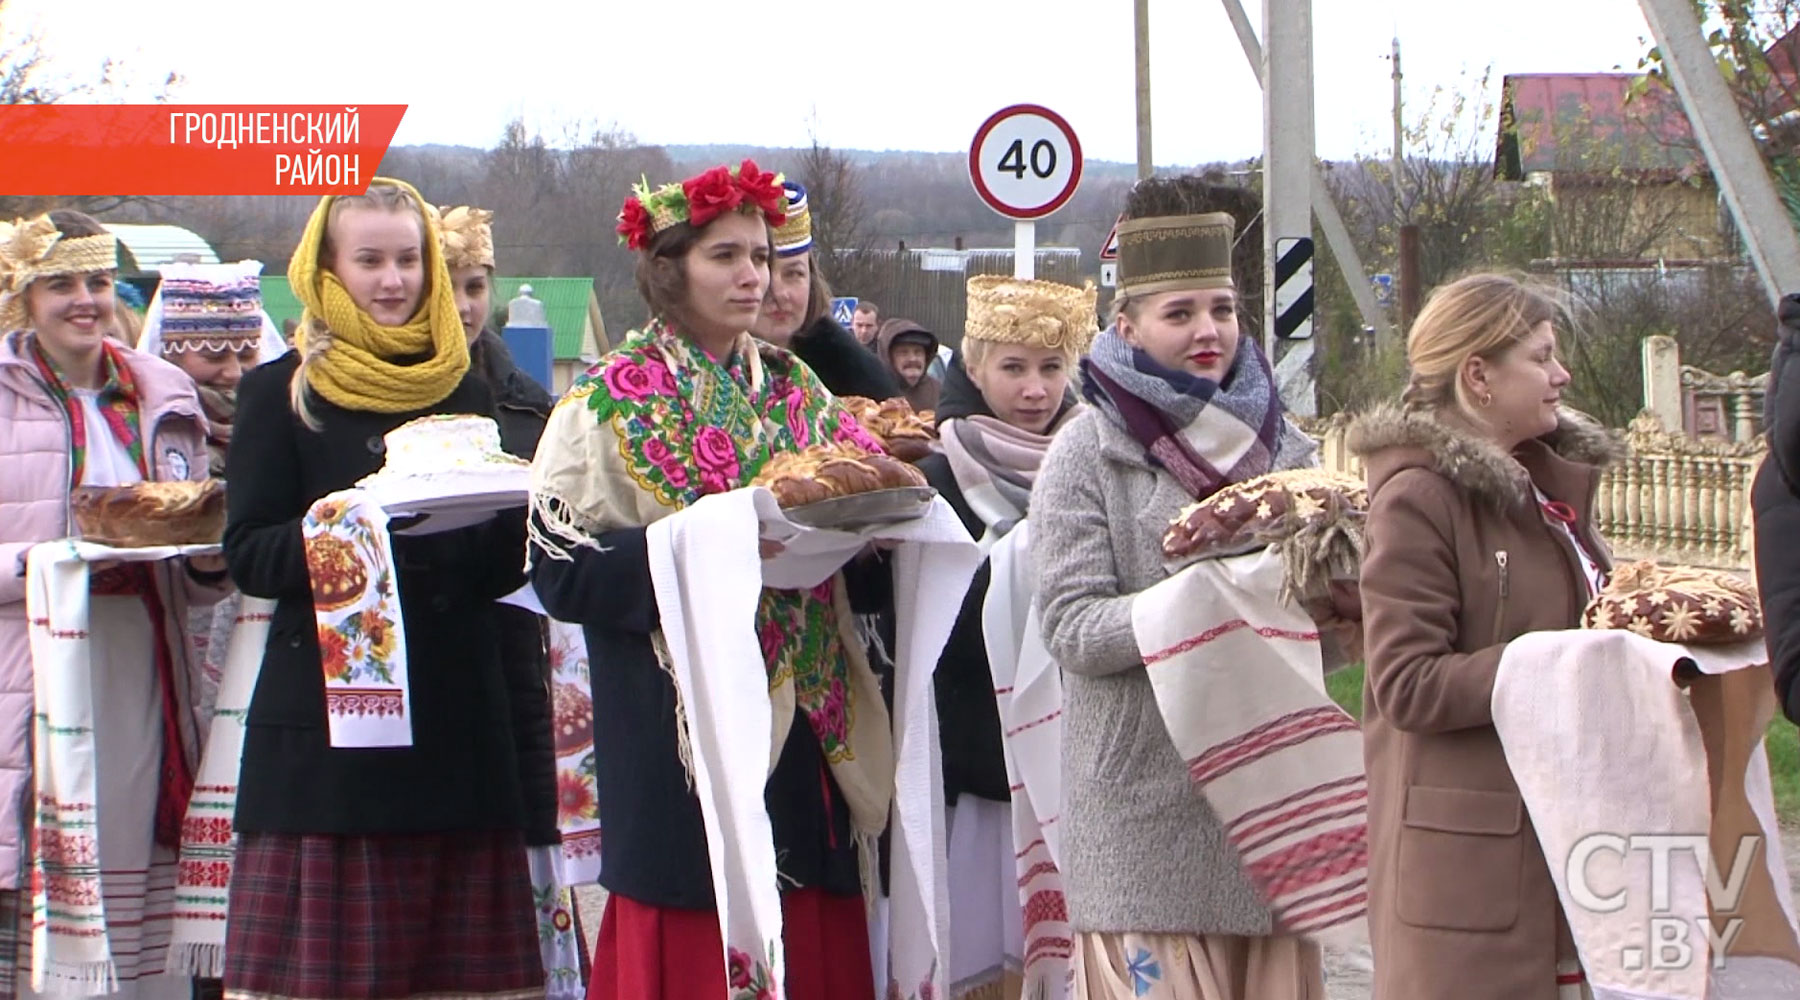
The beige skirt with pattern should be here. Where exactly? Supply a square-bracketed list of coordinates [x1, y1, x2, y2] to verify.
[1072, 932, 1322, 1000]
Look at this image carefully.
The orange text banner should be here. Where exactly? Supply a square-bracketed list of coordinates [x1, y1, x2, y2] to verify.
[0, 105, 407, 196]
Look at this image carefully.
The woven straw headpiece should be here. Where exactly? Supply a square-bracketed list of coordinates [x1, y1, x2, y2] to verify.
[431, 205, 496, 271]
[0, 214, 118, 331]
[964, 274, 1099, 356]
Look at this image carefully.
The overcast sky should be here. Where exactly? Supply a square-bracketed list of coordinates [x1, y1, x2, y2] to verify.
[8, 0, 1658, 164]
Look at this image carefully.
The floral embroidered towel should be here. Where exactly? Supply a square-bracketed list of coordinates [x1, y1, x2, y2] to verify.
[529, 846, 586, 1000]
[166, 596, 274, 976]
[547, 619, 602, 885]
[302, 490, 413, 748]
[1132, 547, 1370, 948]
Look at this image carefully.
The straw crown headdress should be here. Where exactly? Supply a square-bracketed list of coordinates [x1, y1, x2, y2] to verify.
[0, 215, 118, 330]
[432, 205, 496, 271]
[964, 274, 1099, 356]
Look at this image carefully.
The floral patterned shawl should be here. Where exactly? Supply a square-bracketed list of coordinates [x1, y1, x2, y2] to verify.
[529, 319, 895, 844]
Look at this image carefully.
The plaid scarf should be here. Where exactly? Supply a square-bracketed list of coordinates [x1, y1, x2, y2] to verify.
[937, 410, 1076, 543]
[29, 338, 147, 487]
[1081, 326, 1310, 502]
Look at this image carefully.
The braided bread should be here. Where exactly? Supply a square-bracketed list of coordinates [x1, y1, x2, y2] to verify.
[840, 395, 938, 462]
[752, 442, 927, 508]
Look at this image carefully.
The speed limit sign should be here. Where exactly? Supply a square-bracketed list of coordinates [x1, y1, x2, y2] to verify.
[968, 104, 1083, 221]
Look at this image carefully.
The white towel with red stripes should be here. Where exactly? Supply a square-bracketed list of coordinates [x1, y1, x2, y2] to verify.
[984, 524, 1074, 1000]
[1132, 547, 1370, 948]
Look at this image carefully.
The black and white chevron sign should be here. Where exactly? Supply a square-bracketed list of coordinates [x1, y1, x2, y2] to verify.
[1274, 237, 1314, 340]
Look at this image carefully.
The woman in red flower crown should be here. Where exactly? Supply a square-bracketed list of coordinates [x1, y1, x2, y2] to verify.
[528, 160, 894, 1000]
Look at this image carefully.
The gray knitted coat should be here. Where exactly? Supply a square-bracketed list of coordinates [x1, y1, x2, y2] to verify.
[1030, 406, 1301, 935]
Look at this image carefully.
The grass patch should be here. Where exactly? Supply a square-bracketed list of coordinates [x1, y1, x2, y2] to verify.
[1327, 663, 1800, 825]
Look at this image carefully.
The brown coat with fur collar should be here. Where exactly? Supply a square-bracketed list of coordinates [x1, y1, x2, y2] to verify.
[1347, 404, 1623, 1000]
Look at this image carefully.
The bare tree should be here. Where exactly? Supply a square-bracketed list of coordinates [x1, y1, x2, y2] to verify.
[1634, 1, 1800, 225]
[793, 127, 879, 297]
[0, 0, 181, 220]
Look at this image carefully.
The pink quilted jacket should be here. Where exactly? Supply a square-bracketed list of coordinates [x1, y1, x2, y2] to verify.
[0, 330, 225, 890]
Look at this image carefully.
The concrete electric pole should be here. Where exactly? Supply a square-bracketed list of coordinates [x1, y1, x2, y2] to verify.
[1219, 0, 1387, 353]
[1637, 0, 1800, 305]
[1262, 0, 1317, 417]
[1134, 0, 1153, 180]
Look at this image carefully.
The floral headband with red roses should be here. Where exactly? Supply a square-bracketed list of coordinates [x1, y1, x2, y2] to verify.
[616, 159, 789, 251]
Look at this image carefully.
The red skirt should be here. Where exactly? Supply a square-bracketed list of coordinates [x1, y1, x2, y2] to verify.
[223, 830, 543, 1000]
[590, 889, 872, 1000]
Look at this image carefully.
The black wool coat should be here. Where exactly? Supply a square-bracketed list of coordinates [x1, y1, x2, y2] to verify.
[223, 352, 555, 841]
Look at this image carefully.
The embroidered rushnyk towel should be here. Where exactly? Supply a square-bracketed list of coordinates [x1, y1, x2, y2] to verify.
[1131, 547, 1370, 948]
[166, 596, 273, 976]
[1493, 630, 1800, 1000]
[301, 489, 413, 748]
[982, 523, 1073, 1000]
[645, 488, 978, 1000]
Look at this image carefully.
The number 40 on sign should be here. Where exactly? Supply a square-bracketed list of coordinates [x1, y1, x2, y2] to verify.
[968, 104, 1084, 281]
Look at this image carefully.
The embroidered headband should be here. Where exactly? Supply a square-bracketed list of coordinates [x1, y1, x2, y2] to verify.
[1116, 211, 1235, 298]
[432, 205, 496, 271]
[0, 215, 118, 331]
[615, 158, 788, 251]
[773, 182, 813, 258]
[964, 274, 1099, 356]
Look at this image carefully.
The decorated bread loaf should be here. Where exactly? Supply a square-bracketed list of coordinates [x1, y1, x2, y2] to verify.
[72, 479, 227, 548]
[752, 442, 929, 508]
[1582, 560, 1762, 645]
[840, 396, 938, 463]
[1162, 469, 1368, 606]
[1164, 470, 1367, 561]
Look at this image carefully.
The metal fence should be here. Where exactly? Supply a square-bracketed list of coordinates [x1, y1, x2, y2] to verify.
[827, 247, 1087, 350]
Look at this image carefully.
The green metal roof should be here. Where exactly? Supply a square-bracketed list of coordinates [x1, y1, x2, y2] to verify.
[491, 277, 597, 360]
[259, 276, 599, 361]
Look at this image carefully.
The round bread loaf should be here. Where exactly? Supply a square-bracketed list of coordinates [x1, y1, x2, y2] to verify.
[552, 682, 595, 757]
[1582, 560, 1762, 645]
[306, 533, 369, 612]
[1163, 469, 1367, 561]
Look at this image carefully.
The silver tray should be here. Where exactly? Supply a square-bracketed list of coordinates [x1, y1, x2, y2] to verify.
[784, 487, 938, 531]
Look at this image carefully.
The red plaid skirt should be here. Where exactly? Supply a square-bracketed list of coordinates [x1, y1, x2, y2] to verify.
[589, 888, 872, 1000]
[223, 830, 542, 1000]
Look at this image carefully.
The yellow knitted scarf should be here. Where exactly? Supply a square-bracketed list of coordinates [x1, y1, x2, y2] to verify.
[289, 176, 469, 414]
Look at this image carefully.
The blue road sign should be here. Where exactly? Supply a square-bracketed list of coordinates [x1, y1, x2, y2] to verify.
[831, 297, 858, 328]
[1372, 273, 1395, 308]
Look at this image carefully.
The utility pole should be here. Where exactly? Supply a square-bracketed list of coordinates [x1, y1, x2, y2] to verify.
[1219, 0, 1388, 347]
[1134, 0, 1153, 180]
[1264, 0, 1316, 417]
[1637, 0, 1800, 305]
[1390, 37, 1404, 209]
[1391, 33, 1420, 334]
